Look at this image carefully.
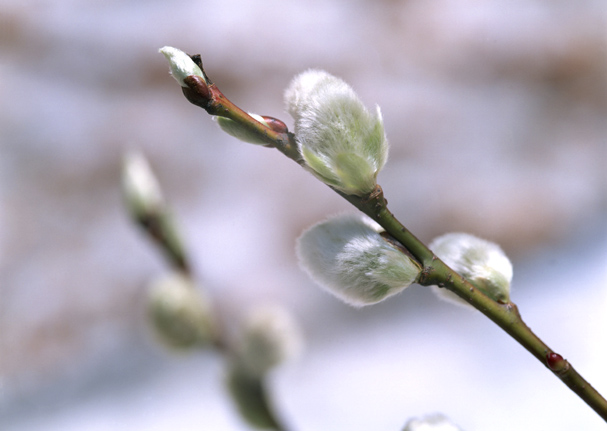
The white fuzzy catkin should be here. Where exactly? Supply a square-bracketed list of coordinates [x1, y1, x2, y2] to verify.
[285, 70, 388, 196]
[296, 214, 421, 307]
[158, 46, 205, 87]
[429, 233, 513, 307]
[147, 272, 214, 349]
[234, 304, 302, 377]
[122, 150, 164, 218]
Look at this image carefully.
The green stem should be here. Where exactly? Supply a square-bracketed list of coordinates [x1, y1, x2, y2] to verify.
[177, 63, 607, 422]
[182, 75, 300, 161]
[355, 188, 607, 421]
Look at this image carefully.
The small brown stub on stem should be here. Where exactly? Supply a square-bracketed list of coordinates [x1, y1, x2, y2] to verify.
[261, 116, 289, 134]
[546, 352, 565, 371]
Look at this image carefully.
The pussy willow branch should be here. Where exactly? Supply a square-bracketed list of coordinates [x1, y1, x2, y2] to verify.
[177, 63, 607, 422]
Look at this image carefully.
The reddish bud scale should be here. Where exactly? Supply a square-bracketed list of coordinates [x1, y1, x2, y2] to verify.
[546, 352, 565, 371]
[261, 116, 289, 134]
[182, 75, 212, 109]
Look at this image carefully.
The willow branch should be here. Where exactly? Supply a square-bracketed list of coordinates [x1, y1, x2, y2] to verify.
[176, 59, 607, 422]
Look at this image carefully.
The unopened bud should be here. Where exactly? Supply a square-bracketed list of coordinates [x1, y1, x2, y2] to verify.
[122, 150, 164, 221]
[158, 46, 205, 87]
[284, 70, 388, 196]
[232, 304, 302, 378]
[259, 116, 288, 134]
[147, 272, 214, 349]
[297, 214, 421, 307]
[430, 233, 513, 306]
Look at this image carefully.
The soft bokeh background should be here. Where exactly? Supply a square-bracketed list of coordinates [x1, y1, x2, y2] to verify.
[1, 1, 606, 430]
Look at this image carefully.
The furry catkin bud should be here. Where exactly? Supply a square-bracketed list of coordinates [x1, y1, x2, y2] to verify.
[122, 150, 189, 271]
[429, 233, 513, 306]
[296, 214, 421, 307]
[159, 46, 205, 87]
[147, 272, 214, 349]
[284, 70, 388, 196]
[403, 414, 464, 431]
[233, 304, 302, 378]
[122, 151, 164, 220]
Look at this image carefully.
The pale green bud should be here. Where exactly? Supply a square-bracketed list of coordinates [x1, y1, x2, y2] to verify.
[226, 305, 298, 429]
[429, 233, 513, 306]
[403, 414, 464, 431]
[216, 113, 270, 145]
[284, 70, 388, 196]
[147, 272, 214, 349]
[122, 151, 189, 271]
[122, 150, 164, 220]
[296, 214, 421, 307]
[233, 304, 302, 378]
[226, 367, 284, 430]
[158, 46, 205, 87]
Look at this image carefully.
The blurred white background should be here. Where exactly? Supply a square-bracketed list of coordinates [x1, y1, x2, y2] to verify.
[1, 1, 606, 430]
